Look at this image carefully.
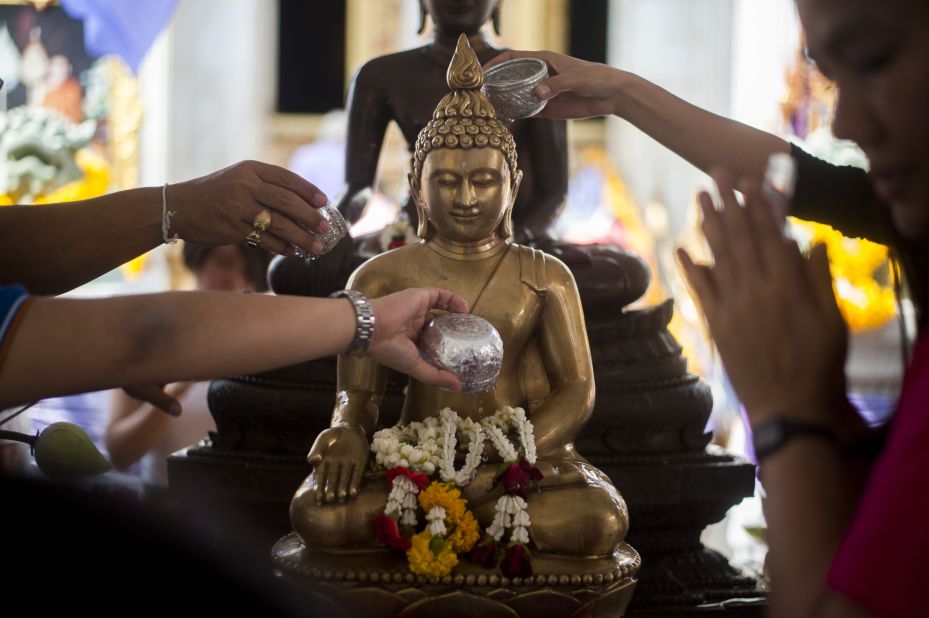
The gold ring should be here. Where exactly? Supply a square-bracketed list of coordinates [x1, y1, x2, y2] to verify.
[244, 229, 262, 248]
[252, 209, 272, 232]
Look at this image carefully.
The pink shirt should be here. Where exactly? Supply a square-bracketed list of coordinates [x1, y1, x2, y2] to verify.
[829, 331, 929, 617]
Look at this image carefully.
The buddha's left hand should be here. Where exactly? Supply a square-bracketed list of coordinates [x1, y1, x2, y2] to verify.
[368, 288, 470, 391]
[677, 171, 849, 430]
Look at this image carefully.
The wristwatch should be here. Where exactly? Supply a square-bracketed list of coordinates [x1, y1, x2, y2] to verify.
[752, 418, 838, 462]
[330, 290, 376, 355]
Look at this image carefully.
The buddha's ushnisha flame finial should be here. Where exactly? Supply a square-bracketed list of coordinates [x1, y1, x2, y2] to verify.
[447, 32, 483, 90]
[412, 34, 519, 186]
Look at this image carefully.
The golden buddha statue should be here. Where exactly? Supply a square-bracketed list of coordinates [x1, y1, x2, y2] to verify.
[289, 35, 629, 560]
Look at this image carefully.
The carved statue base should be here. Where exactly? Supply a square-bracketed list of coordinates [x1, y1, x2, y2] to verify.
[272, 532, 640, 618]
[578, 301, 766, 616]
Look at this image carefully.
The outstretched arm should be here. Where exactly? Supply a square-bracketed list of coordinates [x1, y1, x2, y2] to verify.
[105, 383, 191, 470]
[0, 161, 331, 295]
[486, 50, 789, 181]
[0, 287, 467, 410]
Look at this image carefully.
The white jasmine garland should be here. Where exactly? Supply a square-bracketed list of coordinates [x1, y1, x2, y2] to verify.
[487, 494, 532, 544]
[436, 408, 485, 486]
[481, 406, 534, 464]
[426, 505, 447, 537]
[384, 474, 419, 526]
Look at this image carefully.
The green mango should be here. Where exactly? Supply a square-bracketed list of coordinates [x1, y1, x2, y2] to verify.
[33, 422, 112, 480]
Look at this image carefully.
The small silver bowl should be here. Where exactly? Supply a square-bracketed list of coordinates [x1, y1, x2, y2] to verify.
[482, 57, 549, 121]
[418, 313, 503, 392]
[294, 200, 349, 261]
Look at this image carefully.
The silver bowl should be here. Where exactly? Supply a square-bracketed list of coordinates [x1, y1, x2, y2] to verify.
[481, 57, 549, 121]
[293, 200, 349, 260]
[418, 313, 503, 392]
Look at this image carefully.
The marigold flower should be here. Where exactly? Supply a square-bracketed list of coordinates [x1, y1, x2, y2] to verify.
[407, 531, 458, 577]
[447, 509, 480, 553]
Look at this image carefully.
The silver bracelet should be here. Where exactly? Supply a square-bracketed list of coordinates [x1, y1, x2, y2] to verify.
[330, 290, 376, 354]
[162, 183, 179, 244]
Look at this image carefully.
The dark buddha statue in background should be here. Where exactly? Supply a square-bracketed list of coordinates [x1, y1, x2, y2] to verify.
[339, 0, 565, 242]
[272, 0, 650, 314]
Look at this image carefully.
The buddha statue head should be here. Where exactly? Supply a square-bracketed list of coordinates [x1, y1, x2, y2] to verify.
[409, 34, 522, 243]
[418, 0, 501, 36]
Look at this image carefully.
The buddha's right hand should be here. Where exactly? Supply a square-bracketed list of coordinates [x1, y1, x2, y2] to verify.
[306, 425, 369, 504]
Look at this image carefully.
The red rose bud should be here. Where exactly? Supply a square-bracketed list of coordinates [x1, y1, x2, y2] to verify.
[385, 466, 430, 491]
[374, 514, 412, 551]
[519, 458, 544, 482]
[466, 535, 498, 568]
[500, 543, 533, 578]
[499, 462, 532, 497]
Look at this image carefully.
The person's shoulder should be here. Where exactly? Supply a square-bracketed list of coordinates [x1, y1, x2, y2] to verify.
[356, 47, 428, 78]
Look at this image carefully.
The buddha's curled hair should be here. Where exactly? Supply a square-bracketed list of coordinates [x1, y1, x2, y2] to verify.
[412, 34, 519, 185]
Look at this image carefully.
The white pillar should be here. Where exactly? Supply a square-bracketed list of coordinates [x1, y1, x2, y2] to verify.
[166, 0, 278, 181]
[606, 0, 734, 236]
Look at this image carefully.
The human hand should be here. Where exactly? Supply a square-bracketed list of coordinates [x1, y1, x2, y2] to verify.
[121, 382, 192, 417]
[484, 50, 624, 119]
[677, 171, 849, 429]
[306, 425, 370, 503]
[169, 160, 331, 257]
[368, 288, 470, 391]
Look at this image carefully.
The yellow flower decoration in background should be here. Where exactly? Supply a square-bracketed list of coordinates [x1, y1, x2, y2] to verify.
[447, 509, 480, 553]
[33, 149, 110, 205]
[790, 218, 896, 332]
[418, 482, 466, 524]
[407, 531, 459, 577]
[21, 149, 147, 281]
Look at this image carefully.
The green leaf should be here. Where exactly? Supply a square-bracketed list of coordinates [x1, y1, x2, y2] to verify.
[33, 422, 112, 481]
[429, 535, 446, 557]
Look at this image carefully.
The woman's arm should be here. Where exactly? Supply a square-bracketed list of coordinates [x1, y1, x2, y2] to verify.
[0, 287, 467, 409]
[105, 384, 190, 470]
[0, 161, 331, 295]
[485, 50, 789, 180]
[678, 173, 872, 617]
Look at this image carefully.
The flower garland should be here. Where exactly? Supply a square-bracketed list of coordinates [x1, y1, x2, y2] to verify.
[470, 406, 542, 578]
[370, 406, 542, 579]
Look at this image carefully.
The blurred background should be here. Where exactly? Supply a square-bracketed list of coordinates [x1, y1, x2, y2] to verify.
[0, 0, 906, 574]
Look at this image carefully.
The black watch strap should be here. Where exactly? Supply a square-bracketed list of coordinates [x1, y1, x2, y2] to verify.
[752, 418, 838, 462]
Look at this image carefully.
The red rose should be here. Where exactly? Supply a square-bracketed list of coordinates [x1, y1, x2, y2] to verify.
[495, 458, 542, 498]
[466, 535, 498, 568]
[500, 543, 533, 578]
[374, 514, 411, 551]
[519, 458, 544, 482]
[385, 466, 430, 491]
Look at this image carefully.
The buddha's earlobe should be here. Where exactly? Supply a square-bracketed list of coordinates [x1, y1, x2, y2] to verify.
[409, 173, 432, 239]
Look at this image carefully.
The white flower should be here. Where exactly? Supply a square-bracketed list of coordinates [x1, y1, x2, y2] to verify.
[512, 526, 530, 544]
[426, 505, 447, 536]
[513, 509, 531, 528]
[400, 509, 418, 526]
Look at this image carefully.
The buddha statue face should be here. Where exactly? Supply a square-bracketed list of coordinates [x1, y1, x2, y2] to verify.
[421, 0, 499, 35]
[417, 148, 518, 242]
[410, 33, 522, 241]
